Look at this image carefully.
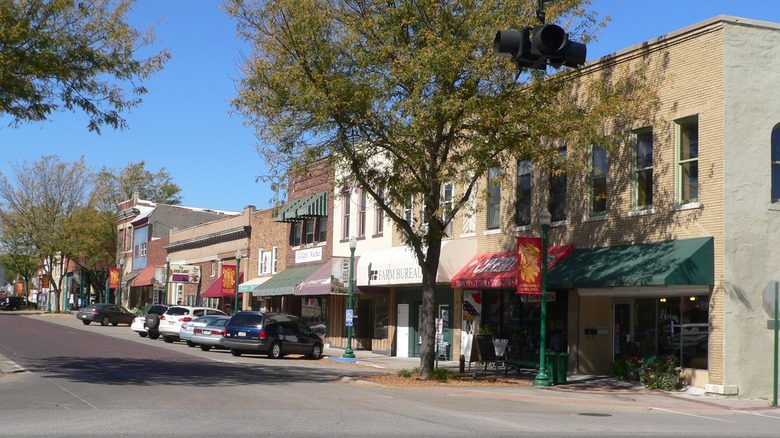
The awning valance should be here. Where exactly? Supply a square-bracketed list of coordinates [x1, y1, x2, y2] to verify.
[356, 239, 476, 287]
[450, 245, 573, 290]
[548, 237, 714, 289]
[238, 276, 270, 293]
[273, 191, 328, 223]
[202, 273, 244, 298]
[251, 265, 320, 296]
[130, 265, 158, 288]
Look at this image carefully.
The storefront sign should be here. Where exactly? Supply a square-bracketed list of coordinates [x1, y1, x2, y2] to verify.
[170, 264, 201, 283]
[295, 246, 323, 263]
[369, 265, 422, 284]
[516, 237, 542, 295]
[520, 292, 556, 303]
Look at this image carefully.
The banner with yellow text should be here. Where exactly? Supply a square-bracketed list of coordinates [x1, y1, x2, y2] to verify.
[516, 237, 542, 295]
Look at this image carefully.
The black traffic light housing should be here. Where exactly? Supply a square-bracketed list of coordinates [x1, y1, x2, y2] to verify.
[494, 24, 587, 71]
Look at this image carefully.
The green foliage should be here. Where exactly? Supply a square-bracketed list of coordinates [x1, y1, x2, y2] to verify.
[0, 0, 169, 132]
[396, 368, 419, 378]
[640, 355, 681, 391]
[92, 161, 183, 212]
[611, 342, 642, 381]
[427, 368, 457, 382]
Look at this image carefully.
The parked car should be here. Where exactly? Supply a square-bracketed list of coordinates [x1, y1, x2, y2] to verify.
[76, 304, 136, 326]
[130, 304, 168, 338]
[190, 316, 231, 351]
[158, 306, 226, 343]
[0, 296, 38, 311]
[180, 315, 230, 347]
[222, 311, 324, 359]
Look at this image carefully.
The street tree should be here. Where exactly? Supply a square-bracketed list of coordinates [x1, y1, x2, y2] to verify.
[92, 160, 183, 214]
[0, 0, 170, 133]
[226, 0, 656, 375]
[0, 156, 91, 311]
[0, 217, 38, 300]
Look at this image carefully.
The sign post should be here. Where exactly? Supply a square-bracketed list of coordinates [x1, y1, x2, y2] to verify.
[763, 280, 780, 407]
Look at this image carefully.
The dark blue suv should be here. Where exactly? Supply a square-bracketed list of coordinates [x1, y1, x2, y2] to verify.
[223, 311, 324, 359]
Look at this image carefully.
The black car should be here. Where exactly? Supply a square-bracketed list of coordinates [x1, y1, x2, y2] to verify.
[223, 312, 324, 359]
[0, 296, 38, 311]
[76, 304, 136, 326]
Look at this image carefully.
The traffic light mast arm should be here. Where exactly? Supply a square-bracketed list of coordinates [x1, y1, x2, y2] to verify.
[536, 0, 547, 24]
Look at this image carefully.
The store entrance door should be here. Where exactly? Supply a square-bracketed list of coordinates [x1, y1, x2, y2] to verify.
[613, 301, 633, 361]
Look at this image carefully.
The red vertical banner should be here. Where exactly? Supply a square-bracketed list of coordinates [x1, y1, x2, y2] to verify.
[222, 265, 237, 295]
[15, 281, 24, 294]
[109, 268, 120, 289]
[516, 237, 542, 295]
[41, 275, 50, 289]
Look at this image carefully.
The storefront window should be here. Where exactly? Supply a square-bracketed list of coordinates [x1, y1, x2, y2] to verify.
[374, 294, 389, 339]
[634, 295, 709, 369]
[300, 297, 328, 336]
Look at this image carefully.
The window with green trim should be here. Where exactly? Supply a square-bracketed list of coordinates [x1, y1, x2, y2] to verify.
[487, 167, 501, 229]
[589, 145, 607, 216]
[633, 129, 653, 209]
[676, 117, 699, 204]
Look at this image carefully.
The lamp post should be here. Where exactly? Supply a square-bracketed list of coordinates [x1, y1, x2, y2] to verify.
[117, 258, 125, 307]
[164, 255, 170, 306]
[343, 236, 357, 359]
[234, 249, 242, 314]
[533, 208, 552, 387]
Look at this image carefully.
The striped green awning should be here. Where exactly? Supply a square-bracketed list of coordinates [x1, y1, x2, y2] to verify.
[251, 265, 320, 297]
[273, 191, 328, 222]
[548, 237, 714, 289]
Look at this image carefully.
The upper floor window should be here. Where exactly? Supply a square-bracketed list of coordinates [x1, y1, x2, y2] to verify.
[358, 188, 367, 237]
[374, 187, 385, 235]
[516, 161, 532, 226]
[633, 129, 654, 209]
[487, 167, 501, 229]
[403, 194, 414, 227]
[290, 221, 302, 247]
[676, 116, 699, 204]
[589, 145, 607, 216]
[549, 147, 567, 222]
[210, 260, 216, 277]
[304, 219, 315, 245]
[341, 188, 351, 240]
[442, 181, 454, 236]
[258, 246, 278, 275]
[317, 216, 327, 242]
[772, 124, 780, 203]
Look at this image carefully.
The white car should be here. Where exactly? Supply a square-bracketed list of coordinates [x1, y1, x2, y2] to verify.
[158, 306, 227, 343]
[130, 305, 168, 339]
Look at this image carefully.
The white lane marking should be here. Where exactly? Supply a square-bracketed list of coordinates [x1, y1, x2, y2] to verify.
[53, 381, 98, 410]
[650, 407, 733, 423]
[736, 410, 780, 420]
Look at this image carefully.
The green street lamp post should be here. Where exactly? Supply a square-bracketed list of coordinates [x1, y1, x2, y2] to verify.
[234, 249, 242, 314]
[117, 258, 124, 307]
[533, 208, 552, 387]
[343, 236, 357, 359]
[164, 255, 170, 306]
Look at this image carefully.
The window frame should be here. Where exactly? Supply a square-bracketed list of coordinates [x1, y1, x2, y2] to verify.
[357, 188, 367, 238]
[486, 167, 501, 230]
[676, 116, 699, 204]
[549, 147, 567, 222]
[632, 128, 654, 210]
[589, 145, 608, 217]
[374, 187, 385, 236]
[516, 160, 532, 226]
[341, 188, 351, 240]
[442, 181, 454, 236]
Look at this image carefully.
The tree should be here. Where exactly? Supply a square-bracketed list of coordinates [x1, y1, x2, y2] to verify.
[226, 0, 655, 375]
[0, 217, 38, 299]
[92, 160, 183, 214]
[0, 0, 170, 133]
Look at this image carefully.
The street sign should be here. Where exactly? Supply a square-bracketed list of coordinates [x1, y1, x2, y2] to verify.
[345, 309, 353, 327]
[763, 281, 780, 318]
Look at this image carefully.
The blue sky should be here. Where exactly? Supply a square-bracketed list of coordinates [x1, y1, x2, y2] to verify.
[1, 1, 779, 212]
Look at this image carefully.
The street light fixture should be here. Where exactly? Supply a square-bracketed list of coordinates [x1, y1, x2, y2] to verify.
[343, 236, 357, 359]
[234, 249, 242, 314]
[164, 254, 171, 306]
[534, 208, 552, 387]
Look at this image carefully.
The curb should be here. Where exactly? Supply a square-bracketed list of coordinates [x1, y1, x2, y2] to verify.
[0, 357, 25, 374]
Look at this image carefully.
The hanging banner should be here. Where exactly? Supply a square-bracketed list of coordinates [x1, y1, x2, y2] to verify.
[15, 281, 24, 294]
[109, 268, 120, 289]
[516, 237, 542, 295]
[41, 275, 50, 289]
[221, 265, 237, 295]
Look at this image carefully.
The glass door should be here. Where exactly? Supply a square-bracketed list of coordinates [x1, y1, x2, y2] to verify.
[613, 301, 633, 361]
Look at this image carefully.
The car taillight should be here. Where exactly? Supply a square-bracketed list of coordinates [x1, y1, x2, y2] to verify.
[160, 315, 166, 320]
[181, 317, 192, 322]
[193, 328, 202, 334]
[217, 328, 226, 336]
[92, 309, 99, 315]
[259, 329, 267, 340]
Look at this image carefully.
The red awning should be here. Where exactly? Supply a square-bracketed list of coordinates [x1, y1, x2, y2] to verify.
[202, 273, 244, 298]
[450, 245, 573, 290]
[131, 265, 157, 287]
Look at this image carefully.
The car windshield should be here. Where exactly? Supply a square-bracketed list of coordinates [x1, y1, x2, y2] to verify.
[230, 313, 263, 327]
[167, 307, 190, 315]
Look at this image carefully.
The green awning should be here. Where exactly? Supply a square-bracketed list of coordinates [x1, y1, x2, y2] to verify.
[273, 191, 328, 223]
[548, 237, 714, 289]
[251, 265, 320, 297]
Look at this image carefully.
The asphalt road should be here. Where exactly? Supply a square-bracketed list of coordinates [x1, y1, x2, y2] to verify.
[1, 312, 779, 437]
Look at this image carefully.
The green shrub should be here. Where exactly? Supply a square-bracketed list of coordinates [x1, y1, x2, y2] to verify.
[427, 368, 456, 382]
[640, 355, 681, 391]
[396, 368, 418, 378]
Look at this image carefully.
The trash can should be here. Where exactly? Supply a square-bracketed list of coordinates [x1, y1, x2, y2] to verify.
[545, 352, 559, 384]
[553, 352, 568, 383]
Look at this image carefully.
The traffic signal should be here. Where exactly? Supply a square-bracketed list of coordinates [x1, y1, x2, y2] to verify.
[493, 24, 587, 71]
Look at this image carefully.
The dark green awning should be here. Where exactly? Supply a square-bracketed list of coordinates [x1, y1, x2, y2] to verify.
[273, 191, 328, 222]
[548, 237, 714, 289]
[251, 265, 320, 297]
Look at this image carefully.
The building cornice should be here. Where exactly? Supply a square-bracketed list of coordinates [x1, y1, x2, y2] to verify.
[164, 226, 249, 252]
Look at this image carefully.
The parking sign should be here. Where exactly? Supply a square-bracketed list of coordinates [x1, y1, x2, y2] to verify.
[345, 309, 353, 327]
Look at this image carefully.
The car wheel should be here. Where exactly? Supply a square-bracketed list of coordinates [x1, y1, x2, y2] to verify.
[138, 332, 148, 338]
[231, 349, 242, 357]
[268, 342, 283, 359]
[149, 332, 160, 340]
[82, 320, 91, 325]
[186, 340, 196, 347]
[163, 336, 174, 343]
[200, 345, 211, 352]
[101, 316, 110, 326]
[309, 343, 323, 360]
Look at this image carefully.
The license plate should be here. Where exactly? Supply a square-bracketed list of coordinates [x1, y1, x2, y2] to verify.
[203, 330, 211, 335]
[169, 321, 175, 325]
[238, 331, 247, 337]
[81, 315, 87, 319]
